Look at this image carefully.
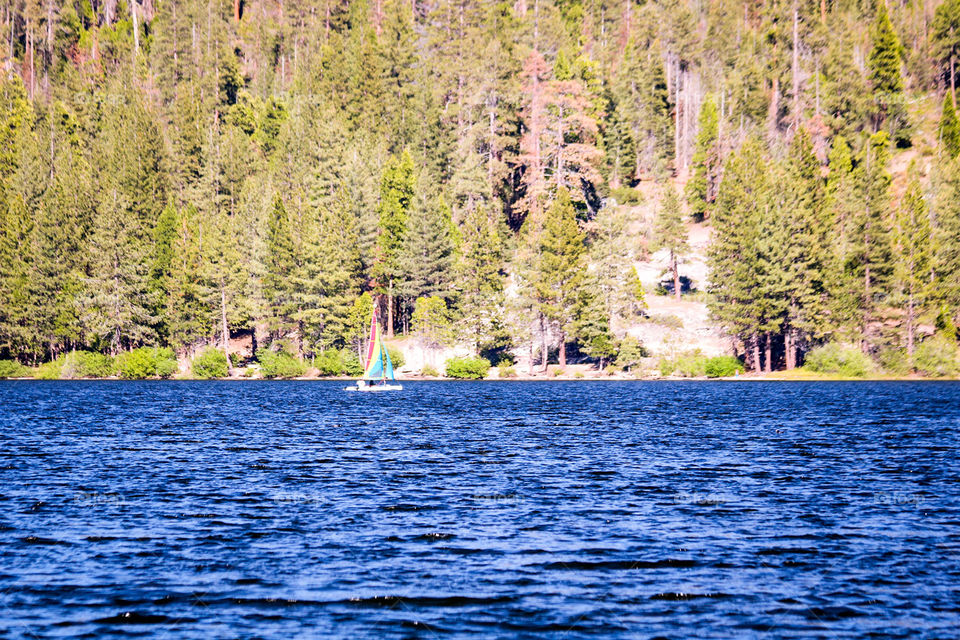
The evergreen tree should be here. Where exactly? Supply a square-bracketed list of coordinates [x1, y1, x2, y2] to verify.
[939, 94, 960, 159]
[868, 2, 908, 143]
[896, 165, 932, 357]
[400, 195, 456, 305]
[932, 0, 960, 105]
[849, 132, 895, 344]
[532, 190, 586, 369]
[456, 205, 506, 355]
[263, 195, 298, 341]
[573, 283, 617, 369]
[374, 150, 416, 336]
[686, 95, 720, 221]
[653, 184, 688, 301]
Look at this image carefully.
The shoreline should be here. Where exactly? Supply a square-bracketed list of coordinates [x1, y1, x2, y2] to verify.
[1, 373, 957, 382]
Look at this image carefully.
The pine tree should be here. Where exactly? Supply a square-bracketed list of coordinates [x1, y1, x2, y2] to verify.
[868, 1, 908, 143]
[709, 137, 773, 372]
[849, 131, 895, 344]
[399, 195, 456, 305]
[374, 150, 415, 336]
[533, 190, 586, 369]
[932, 158, 960, 308]
[456, 205, 506, 355]
[653, 183, 688, 301]
[686, 95, 720, 221]
[896, 165, 932, 357]
[165, 204, 208, 354]
[573, 283, 617, 369]
[939, 94, 960, 159]
[932, 0, 960, 106]
[263, 195, 298, 341]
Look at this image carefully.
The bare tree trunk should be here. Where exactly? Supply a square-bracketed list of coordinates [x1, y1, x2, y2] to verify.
[220, 286, 230, 369]
[672, 251, 681, 300]
[558, 330, 566, 368]
[791, 4, 799, 126]
[785, 330, 795, 370]
[540, 314, 548, 373]
[952, 54, 956, 109]
[234, 0, 241, 22]
[906, 290, 915, 356]
[764, 332, 772, 373]
[752, 334, 762, 374]
[132, 1, 139, 57]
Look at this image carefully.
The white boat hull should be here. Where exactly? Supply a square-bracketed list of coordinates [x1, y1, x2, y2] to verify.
[344, 383, 403, 392]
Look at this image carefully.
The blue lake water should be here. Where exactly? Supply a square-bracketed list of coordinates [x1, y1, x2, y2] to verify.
[1, 380, 958, 638]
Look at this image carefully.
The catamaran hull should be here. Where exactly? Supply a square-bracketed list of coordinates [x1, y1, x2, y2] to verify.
[344, 384, 403, 392]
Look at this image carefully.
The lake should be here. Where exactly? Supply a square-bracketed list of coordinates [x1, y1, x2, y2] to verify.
[1, 381, 958, 638]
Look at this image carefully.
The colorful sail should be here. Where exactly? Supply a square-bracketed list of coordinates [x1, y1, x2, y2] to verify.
[362, 307, 395, 381]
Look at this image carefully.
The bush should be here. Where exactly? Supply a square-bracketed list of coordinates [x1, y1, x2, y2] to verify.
[0, 359, 28, 378]
[913, 335, 959, 377]
[315, 349, 364, 377]
[444, 355, 491, 379]
[421, 364, 440, 377]
[574, 371, 585, 379]
[498, 365, 516, 378]
[35, 360, 63, 380]
[553, 368, 564, 377]
[154, 348, 178, 378]
[258, 348, 307, 378]
[877, 347, 911, 375]
[386, 345, 405, 369]
[803, 343, 873, 378]
[610, 186, 644, 205]
[660, 351, 708, 377]
[113, 347, 179, 379]
[615, 336, 648, 371]
[704, 355, 743, 378]
[60, 352, 114, 379]
[192, 348, 229, 379]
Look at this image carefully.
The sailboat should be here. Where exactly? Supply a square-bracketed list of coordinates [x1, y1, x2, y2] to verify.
[344, 305, 403, 392]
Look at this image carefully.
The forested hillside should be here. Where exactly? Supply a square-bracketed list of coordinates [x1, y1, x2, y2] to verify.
[1, 0, 960, 376]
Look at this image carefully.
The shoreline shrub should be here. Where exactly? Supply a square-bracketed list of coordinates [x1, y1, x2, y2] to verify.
[315, 349, 364, 377]
[0, 359, 28, 378]
[258, 348, 307, 378]
[705, 355, 744, 378]
[192, 348, 229, 379]
[913, 335, 959, 377]
[803, 343, 873, 377]
[444, 356, 490, 379]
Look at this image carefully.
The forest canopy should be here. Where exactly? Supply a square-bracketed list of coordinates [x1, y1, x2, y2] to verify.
[0, 0, 959, 375]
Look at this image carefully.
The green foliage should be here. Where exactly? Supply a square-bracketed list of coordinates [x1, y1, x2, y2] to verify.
[704, 356, 743, 378]
[610, 187, 644, 206]
[0, 359, 28, 378]
[647, 313, 684, 329]
[913, 335, 960, 377]
[614, 336, 648, 371]
[257, 348, 308, 379]
[659, 351, 709, 378]
[939, 95, 960, 159]
[686, 95, 720, 220]
[499, 365, 517, 378]
[444, 356, 491, 379]
[61, 351, 115, 378]
[192, 348, 228, 379]
[412, 296, 454, 350]
[35, 361, 62, 380]
[803, 344, 874, 378]
[385, 345, 405, 369]
[421, 364, 440, 377]
[315, 349, 364, 377]
[114, 347, 178, 379]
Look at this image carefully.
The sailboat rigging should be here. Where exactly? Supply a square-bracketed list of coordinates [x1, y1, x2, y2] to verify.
[344, 304, 402, 392]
